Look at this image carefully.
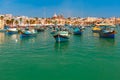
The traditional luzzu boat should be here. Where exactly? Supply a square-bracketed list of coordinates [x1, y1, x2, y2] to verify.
[97, 23, 116, 38]
[35, 26, 45, 32]
[50, 27, 58, 34]
[6, 28, 18, 34]
[20, 28, 37, 38]
[92, 26, 101, 33]
[99, 27, 116, 38]
[73, 27, 83, 35]
[36, 28, 45, 32]
[51, 30, 57, 34]
[0, 29, 6, 32]
[53, 30, 69, 42]
[0, 25, 10, 32]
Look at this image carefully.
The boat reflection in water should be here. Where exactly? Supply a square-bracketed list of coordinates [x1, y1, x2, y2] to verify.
[20, 36, 36, 45]
[0, 33, 5, 44]
[99, 38, 116, 47]
[54, 42, 69, 53]
[11, 34, 18, 40]
[5, 34, 19, 43]
[93, 33, 99, 37]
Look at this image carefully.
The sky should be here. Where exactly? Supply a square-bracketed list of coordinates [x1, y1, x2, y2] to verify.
[0, 0, 120, 18]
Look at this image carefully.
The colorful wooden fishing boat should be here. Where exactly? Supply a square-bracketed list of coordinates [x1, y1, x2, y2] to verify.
[99, 27, 116, 38]
[96, 23, 116, 38]
[99, 30, 115, 38]
[92, 26, 101, 33]
[6, 28, 18, 34]
[53, 31, 69, 42]
[35, 26, 45, 32]
[0, 29, 6, 32]
[51, 30, 57, 34]
[73, 27, 83, 35]
[0, 25, 10, 32]
[50, 26, 58, 34]
[20, 28, 37, 38]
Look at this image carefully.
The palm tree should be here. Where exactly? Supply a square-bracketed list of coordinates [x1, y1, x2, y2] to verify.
[15, 20, 19, 26]
[26, 20, 29, 24]
[11, 19, 15, 27]
[0, 16, 4, 20]
[0, 16, 4, 29]
[5, 20, 11, 25]
[30, 19, 35, 26]
[19, 18, 23, 25]
[52, 20, 57, 25]
[34, 17, 39, 24]
[30, 19, 33, 24]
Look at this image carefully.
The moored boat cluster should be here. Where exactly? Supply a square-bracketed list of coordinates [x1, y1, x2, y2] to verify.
[0, 14, 117, 42]
[0, 23, 117, 43]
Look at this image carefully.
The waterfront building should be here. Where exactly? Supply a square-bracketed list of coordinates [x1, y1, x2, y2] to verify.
[0, 14, 120, 27]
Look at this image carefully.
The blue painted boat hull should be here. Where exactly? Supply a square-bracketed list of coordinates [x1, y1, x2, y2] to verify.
[6, 31, 18, 35]
[99, 32, 115, 38]
[54, 35, 69, 42]
[74, 31, 82, 35]
[51, 31, 56, 34]
[20, 33, 37, 38]
[0, 29, 6, 32]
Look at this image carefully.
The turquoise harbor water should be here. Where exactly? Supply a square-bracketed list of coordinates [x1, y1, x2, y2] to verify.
[0, 27, 120, 80]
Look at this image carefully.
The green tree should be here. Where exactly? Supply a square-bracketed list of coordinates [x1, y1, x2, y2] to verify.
[34, 17, 39, 24]
[0, 16, 4, 20]
[26, 20, 29, 24]
[6, 20, 10, 25]
[19, 18, 23, 25]
[11, 19, 15, 26]
[0, 16, 4, 29]
[15, 20, 19, 26]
